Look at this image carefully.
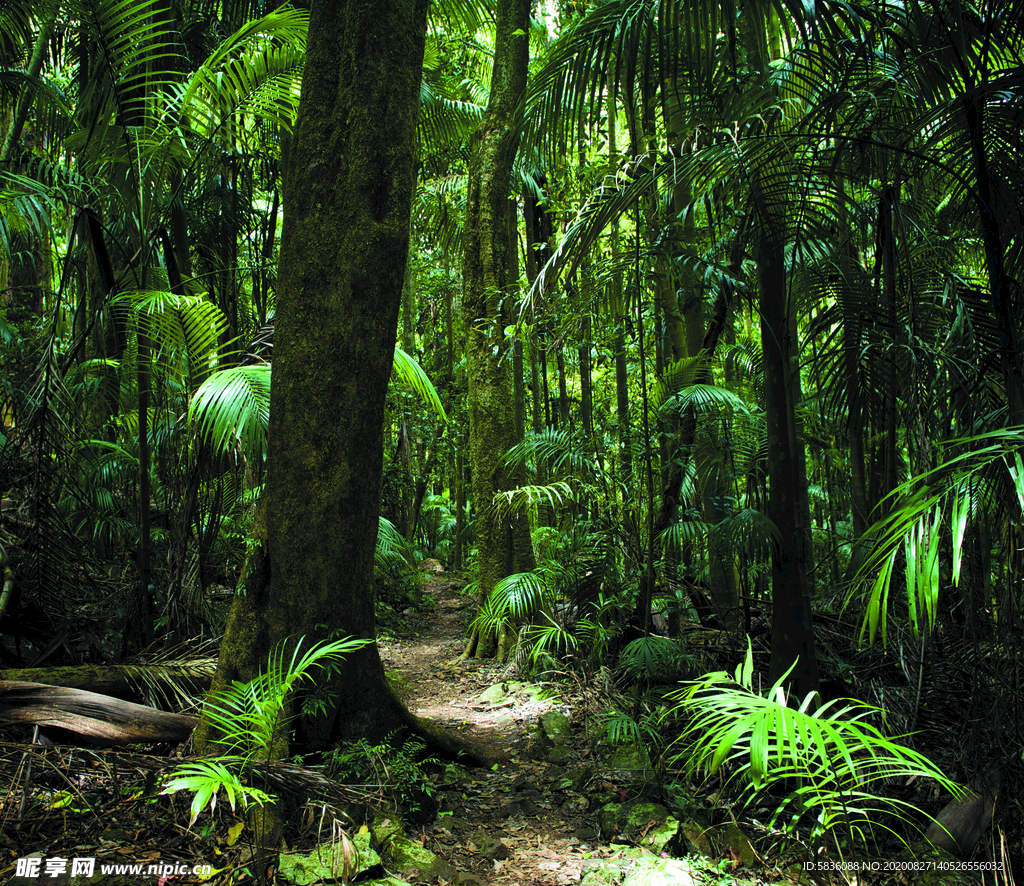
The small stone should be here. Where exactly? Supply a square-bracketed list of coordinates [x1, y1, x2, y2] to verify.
[598, 802, 624, 837]
[478, 683, 508, 705]
[537, 710, 573, 746]
[486, 840, 510, 861]
[518, 795, 540, 816]
[545, 744, 573, 764]
[717, 822, 756, 867]
[677, 819, 714, 858]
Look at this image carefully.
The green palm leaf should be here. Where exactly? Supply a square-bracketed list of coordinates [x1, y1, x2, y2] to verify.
[668, 644, 961, 846]
[188, 363, 271, 464]
[491, 480, 577, 521]
[850, 426, 1024, 644]
[169, 7, 307, 143]
[376, 516, 414, 569]
[490, 571, 548, 620]
[111, 289, 229, 384]
[189, 347, 445, 467]
[393, 346, 447, 422]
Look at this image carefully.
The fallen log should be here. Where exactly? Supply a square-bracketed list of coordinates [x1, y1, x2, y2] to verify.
[0, 681, 197, 745]
[0, 662, 214, 698]
[925, 764, 1001, 858]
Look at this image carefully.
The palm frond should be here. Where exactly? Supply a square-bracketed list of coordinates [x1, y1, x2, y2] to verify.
[392, 347, 447, 422]
[111, 289, 230, 385]
[849, 426, 1024, 644]
[668, 644, 961, 847]
[710, 508, 781, 559]
[188, 363, 271, 465]
[503, 426, 604, 480]
[619, 635, 692, 681]
[169, 7, 307, 144]
[490, 571, 548, 620]
[491, 480, 577, 521]
[418, 78, 482, 153]
[376, 516, 414, 569]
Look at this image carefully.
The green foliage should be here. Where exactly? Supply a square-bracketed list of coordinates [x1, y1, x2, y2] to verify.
[162, 759, 272, 826]
[189, 365, 272, 465]
[666, 642, 961, 851]
[618, 635, 696, 683]
[393, 347, 448, 423]
[189, 350, 444, 470]
[376, 516, 416, 571]
[851, 427, 1024, 644]
[600, 707, 662, 749]
[328, 733, 439, 816]
[491, 480, 577, 523]
[374, 517, 426, 614]
[163, 636, 369, 825]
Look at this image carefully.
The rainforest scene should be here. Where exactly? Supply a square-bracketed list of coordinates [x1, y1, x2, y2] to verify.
[0, 0, 1021, 884]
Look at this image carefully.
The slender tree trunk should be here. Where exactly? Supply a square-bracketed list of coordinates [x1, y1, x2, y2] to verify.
[522, 181, 547, 438]
[663, 82, 703, 359]
[837, 178, 870, 541]
[556, 348, 570, 428]
[0, 1, 59, 164]
[579, 313, 593, 440]
[402, 257, 416, 354]
[530, 338, 542, 434]
[454, 446, 466, 571]
[736, 0, 818, 695]
[756, 203, 819, 697]
[134, 324, 154, 651]
[461, 0, 535, 657]
[965, 97, 1024, 425]
[607, 73, 632, 491]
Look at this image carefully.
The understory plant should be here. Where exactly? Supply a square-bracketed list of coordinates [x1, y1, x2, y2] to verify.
[163, 635, 369, 824]
[468, 512, 629, 671]
[666, 642, 962, 857]
[327, 732, 440, 817]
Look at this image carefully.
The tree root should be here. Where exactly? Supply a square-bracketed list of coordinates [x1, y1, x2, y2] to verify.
[390, 688, 508, 768]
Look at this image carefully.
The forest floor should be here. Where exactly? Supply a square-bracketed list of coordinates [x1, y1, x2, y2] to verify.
[378, 563, 614, 886]
[3, 564, 975, 885]
[375, 566, 987, 886]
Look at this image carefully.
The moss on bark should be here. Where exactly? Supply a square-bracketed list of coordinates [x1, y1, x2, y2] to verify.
[462, 0, 535, 657]
[202, 0, 430, 757]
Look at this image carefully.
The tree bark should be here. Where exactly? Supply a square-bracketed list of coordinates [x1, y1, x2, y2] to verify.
[756, 205, 819, 697]
[201, 0, 430, 752]
[462, 0, 535, 656]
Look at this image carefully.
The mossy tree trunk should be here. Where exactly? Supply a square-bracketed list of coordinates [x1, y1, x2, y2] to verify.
[198, 0, 430, 752]
[462, 0, 535, 659]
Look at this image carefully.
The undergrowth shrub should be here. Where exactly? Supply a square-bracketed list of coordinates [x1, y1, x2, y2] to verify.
[664, 641, 961, 858]
[327, 733, 440, 819]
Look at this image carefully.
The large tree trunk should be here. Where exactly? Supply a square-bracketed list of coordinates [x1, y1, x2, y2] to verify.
[200, 0, 430, 753]
[461, 0, 535, 658]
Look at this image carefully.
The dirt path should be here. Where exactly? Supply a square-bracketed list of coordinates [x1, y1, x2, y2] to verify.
[378, 568, 611, 886]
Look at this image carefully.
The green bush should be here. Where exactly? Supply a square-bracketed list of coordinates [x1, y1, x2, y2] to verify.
[665, 640, 961, 856]
[327, 732, 439, 818]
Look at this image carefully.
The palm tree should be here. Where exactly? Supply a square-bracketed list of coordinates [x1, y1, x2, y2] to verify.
[520, 0, 831, 691]
[0, 1, 307, 653]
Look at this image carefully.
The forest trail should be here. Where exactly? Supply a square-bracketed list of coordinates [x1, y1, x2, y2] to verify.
[378, 566, 616, 886]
